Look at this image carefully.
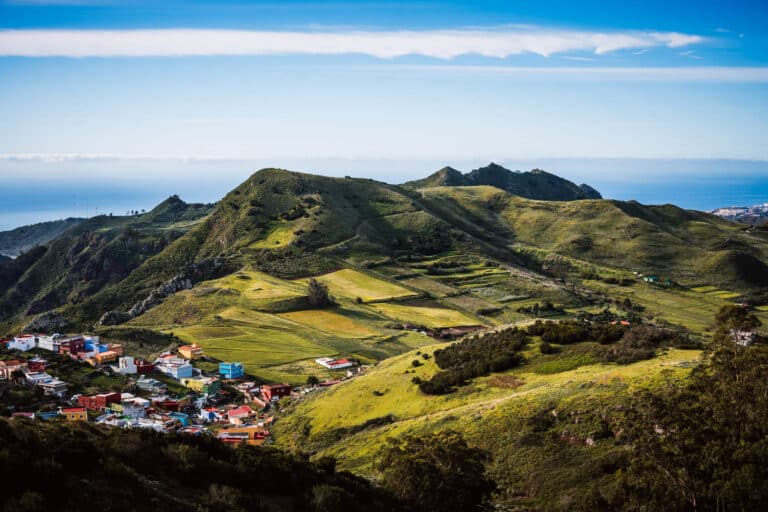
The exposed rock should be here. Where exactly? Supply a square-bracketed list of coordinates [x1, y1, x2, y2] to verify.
[23, 310, 69, 333]
[96, 257, 233, 327]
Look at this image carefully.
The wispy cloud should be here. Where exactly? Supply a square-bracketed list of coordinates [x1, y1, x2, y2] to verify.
[364, 66, 768, 82]
[0, 27, 705, 59]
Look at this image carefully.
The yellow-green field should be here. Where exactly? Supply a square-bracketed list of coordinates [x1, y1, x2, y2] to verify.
[368, 302, 482, 328]
[278, 309, 379, 338]
[275, 342, 702, 475]
[398, 275, 458, 297]
[126, 267, 457, 383]
[297, 269, 419, 302]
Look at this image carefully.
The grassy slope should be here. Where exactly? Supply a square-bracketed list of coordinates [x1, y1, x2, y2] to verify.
[274, 339, 702, 508]
[127, 268, 486, 383]
[418, 186, 768, 290]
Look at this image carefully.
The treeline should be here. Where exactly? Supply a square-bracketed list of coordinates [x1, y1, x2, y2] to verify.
[0, 419, 400, 512]
[527, 319, 627, 345]
[416, 327, 529, 395]
[528, 320, 698, 364]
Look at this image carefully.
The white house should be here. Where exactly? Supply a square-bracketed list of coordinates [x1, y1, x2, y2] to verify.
[315, 357, 357, 370]
[36, 335, 58, 352]
[8, 334, 37, 352]
[115, 356, 138, 375]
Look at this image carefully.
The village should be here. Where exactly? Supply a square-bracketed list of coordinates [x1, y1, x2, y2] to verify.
[0, 332, 366, 446]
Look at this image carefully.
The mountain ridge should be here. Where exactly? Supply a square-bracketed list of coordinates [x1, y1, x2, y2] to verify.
[402, 162, 603, 201]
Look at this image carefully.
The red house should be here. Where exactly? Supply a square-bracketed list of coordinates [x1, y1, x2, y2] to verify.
[260, 383, 292, 402]
[59, 336, 85, 356]
[152, 398, 180, 412]
[27, 358, 46, 372]
[135, 359, 155, 374]
[78, 391, 121, 411]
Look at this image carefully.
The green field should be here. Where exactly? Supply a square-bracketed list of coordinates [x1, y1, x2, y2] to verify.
[368, 301, 482, 328]
[297, 268, 419, 303]
[278, 309, 379, 338]
[275, 342, 702, 479]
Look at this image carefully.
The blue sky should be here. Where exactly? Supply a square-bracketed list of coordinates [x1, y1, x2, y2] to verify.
[0, 0, 767, 228]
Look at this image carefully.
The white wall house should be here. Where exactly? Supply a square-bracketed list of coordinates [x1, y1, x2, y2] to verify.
[8, 335, 37, 352]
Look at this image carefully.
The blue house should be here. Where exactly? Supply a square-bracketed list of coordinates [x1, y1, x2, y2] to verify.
[219, 362, 244, 380]
[169, 412, 190, 426]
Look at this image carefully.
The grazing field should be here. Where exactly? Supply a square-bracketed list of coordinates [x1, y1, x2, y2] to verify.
[444, 294, 501, 313]
[274, 343, 703, 477]
[583, 279, 768, 336]
[369, 301, 482, 328]
[398, 275, 458, 297]
[213, 271, 306, 301]
[173, 324, 331, 368]
[250, 221, 304, 249]
[299, 269, 419, 302]
[278, 309, 379, 338]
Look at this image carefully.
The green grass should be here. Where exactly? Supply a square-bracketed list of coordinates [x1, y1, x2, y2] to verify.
[296, 269, 419, 303]
[274, 340, 703, 509]
[277, 309, 379, 338]
[369, 302, 482, 328]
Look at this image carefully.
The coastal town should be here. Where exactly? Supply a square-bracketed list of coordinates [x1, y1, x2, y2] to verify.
[0, 332, 365, 445]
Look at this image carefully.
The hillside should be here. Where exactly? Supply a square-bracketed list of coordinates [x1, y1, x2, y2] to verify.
[0, 217, 84, 257]
[0, 167, 764, 366]
[403, 163, 602, 201]
[0, 197, 214, 332]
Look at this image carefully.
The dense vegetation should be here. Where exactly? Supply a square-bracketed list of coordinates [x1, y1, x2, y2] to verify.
[0, 419, 400, 512]
[0, 217, 84, 257]
[615, 307, 766, 511]
[376, 430, 494, 512]
[417, 327, 529, 394]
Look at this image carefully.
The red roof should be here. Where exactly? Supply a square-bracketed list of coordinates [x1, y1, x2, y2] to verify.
[61, 407, 86, 413]
[229, 405, 254, 417]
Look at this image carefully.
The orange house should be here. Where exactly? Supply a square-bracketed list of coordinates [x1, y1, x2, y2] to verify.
[60, 407, 88, 422]
[178, 344, 204, 360]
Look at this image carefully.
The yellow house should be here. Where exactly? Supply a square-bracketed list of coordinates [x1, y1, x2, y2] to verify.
[178, 344, 204, 360]
[60, 407, 87, 421]
[181, 376, 221, 395]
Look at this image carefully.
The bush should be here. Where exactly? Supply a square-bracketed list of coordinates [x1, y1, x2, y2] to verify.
[539, 341, 559, 354]
[419, 327, 529, 395]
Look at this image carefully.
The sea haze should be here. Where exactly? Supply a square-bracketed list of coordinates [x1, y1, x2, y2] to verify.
[0, 159, 766, 230]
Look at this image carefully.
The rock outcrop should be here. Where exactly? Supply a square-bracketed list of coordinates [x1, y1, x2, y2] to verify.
[23, 310, 69, 333]
[97, 257, 232, 327]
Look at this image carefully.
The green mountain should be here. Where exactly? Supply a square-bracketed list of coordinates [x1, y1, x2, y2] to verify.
[403, 163, 603, 201]
[0, 217, 85, 257]
[2, 167, 766, 334]
[0, 197, 214, 331]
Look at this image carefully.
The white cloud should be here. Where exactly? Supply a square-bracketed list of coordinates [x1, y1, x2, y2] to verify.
[0, 27, 706, 59]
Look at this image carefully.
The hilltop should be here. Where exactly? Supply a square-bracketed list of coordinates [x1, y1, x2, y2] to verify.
[403, 163, 602, 201]
[0, 217, 85, 257]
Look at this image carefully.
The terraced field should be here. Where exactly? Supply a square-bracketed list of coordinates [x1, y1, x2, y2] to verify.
[296, 269, 419, 303]
[369, 301, 482, 328]
[278, 309, 379, 338]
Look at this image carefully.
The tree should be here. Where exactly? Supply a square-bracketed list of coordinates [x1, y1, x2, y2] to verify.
[713, 304, 761, 333]
[307, 278, 332, 307]
[376, 430, 494, 512]
[618, 312, 768, 510]
[306, 375, 320, 387]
